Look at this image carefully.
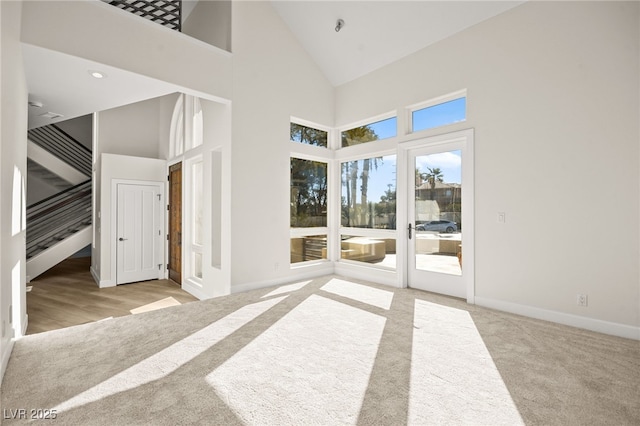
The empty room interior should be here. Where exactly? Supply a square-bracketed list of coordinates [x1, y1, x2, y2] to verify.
[0, 0, 639, 424]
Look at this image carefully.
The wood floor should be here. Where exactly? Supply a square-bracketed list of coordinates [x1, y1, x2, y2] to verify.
[26, 257, 198, 335]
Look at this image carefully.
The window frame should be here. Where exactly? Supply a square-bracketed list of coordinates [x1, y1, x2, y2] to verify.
[289, 119, 334, 268]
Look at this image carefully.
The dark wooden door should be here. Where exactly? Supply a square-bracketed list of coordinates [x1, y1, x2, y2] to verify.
[168, 162, 182, 284]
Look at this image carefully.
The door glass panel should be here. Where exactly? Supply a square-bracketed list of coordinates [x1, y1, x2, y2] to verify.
[414, 150, 462, 275]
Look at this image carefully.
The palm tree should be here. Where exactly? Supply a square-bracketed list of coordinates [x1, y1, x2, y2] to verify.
[422, 167, 443, 200]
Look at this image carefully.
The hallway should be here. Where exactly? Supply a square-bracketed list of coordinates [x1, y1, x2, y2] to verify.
[27, 257, 198, 334]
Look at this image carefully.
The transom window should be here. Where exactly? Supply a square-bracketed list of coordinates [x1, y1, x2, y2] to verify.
[341, 116, 397, 148]
[411, 93, 466, 133]
[291, 122, 328, 148]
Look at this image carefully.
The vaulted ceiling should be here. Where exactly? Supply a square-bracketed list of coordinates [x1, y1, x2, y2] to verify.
[24, 1, 525, 128]
[271, 1, 525, 86]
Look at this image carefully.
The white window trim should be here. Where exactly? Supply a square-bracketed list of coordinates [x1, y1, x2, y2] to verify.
[184, 155, 204, 285]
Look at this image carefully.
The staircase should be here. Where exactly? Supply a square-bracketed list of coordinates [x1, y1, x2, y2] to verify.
[26, 123, 92, 281]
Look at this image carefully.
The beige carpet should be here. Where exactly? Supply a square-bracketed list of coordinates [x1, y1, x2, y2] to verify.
[1, 275, 639, 425]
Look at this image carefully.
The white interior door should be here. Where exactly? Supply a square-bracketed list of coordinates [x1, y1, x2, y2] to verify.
[407, 131, 474, 301]
[116, 183, 164, 285]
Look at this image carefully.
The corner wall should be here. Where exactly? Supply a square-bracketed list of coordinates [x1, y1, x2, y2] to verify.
[336, 1, 640, 333]
[1, 0, 28, 379]
[229, 1, 334, 289]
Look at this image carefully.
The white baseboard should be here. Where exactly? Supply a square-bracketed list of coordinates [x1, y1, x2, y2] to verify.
[334, 261, 400, 288]
[183, 280, 210, 301]
[475, 296, 640, 341]
[21, 315, 28, 337]
[1, 338, 15, 384]
[90, 267, 114, 288]
[231, 263, 335, 295]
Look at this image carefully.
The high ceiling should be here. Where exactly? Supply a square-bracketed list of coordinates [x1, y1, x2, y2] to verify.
[271, 1, 525, 86]
[24, 1, 525, 128]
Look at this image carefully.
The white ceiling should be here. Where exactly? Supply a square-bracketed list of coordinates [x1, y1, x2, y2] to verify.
[23, 1, 525, 129]
[23, 44, 180, 129]
[271, 1, 525, 86]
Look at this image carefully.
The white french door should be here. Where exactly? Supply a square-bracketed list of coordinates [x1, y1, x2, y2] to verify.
[116, 183, 164, 285]
[406, 130, 474, 301]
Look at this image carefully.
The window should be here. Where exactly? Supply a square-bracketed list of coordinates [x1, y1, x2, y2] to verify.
[290, 158, 327, 228]
[341, 155, 396, 229]
[291, 122, 328, 148]
[291, 235, 327, 264]
[341, 116, 397, 148]
[191, 159, 203, 279]
[290, 157, 328, 264]
[412, 96, 466, 133]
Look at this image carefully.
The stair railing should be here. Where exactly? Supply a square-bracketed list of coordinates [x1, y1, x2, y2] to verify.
[28, 124, 92, 177]
[26, 180, 92, 259]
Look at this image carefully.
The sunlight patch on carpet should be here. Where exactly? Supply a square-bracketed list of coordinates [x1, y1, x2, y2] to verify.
[261, 280, 311, 298]
[320, 278, 394, 310]
[409, 299, 524, 425]
[130, 296, 181, 314]
[52, 296, 288, 413]
[207, 294, 386, 424]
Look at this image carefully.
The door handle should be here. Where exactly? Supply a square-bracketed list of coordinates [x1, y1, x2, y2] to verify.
[408, 223, 413, 240]
[118, 237, 128, 241]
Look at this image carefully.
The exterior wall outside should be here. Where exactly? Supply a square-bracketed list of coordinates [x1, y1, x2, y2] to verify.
[336, 1, 640, 329]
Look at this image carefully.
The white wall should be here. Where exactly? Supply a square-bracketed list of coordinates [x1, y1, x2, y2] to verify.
[98, 98, 162, 158]
[55, 115, 92, 151]
[94, 153, 166, 287]
[229, 1, 334, 289]
[26, 172, 61, 205]
[21, 0, 232, 101]
[183, 0, 231, 52]
[1, 0, 28, 379]
[336, 1, 639, 331]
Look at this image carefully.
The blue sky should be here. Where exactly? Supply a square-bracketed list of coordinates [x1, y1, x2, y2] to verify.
[340, 96, 465, 203]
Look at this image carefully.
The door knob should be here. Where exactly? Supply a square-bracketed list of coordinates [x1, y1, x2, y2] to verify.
[119, 237, 128, 241]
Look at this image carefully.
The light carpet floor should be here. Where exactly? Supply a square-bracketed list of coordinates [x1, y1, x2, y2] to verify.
[1, 275, 639, 425]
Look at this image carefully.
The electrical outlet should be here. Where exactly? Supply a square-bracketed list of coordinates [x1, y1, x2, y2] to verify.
[577, 294, 588, 307]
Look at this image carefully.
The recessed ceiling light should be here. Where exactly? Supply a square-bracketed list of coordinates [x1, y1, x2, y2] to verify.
[39, 112, 64, 119]
[89, 70, 107, 79]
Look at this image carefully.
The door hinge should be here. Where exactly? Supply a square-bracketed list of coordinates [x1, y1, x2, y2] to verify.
[158, 263, 162, 271]
[167, 204, 170, 211]
[168, 175, 170, 181]
[157, 194, 161, 201]
[166, 234, 169, 241]
[167, 263, 170, 270]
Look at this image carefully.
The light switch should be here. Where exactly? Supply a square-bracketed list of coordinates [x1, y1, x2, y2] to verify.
[497, 212, 506, 223]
